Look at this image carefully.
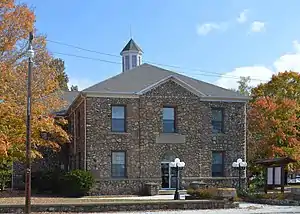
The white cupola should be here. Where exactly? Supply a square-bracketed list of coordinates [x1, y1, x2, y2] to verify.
[120, 39, 143, 72]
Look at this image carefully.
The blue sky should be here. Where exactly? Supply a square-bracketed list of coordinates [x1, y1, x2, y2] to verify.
[24, 0, 300, 89]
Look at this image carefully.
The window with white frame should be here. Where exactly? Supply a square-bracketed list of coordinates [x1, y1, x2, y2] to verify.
[111, 151, 126, 177]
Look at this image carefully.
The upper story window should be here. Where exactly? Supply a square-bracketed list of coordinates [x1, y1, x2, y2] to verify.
[111, 105, 126, 132]
[163, 107, 176, 133]
[125, 55, 130, 70]
[132, 55, 137, 68]
[111, 151, 126, 178]
[212, 108, 224, 133]
[212, 151, 225, 177]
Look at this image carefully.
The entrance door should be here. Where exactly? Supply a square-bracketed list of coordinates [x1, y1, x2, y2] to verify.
[161, 162, 177, 189]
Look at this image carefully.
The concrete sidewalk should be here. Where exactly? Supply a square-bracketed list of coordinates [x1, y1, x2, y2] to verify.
[82, 194, 186, 200]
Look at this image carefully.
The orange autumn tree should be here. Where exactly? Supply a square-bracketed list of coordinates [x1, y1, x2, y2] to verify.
[0, 0, 69, 160]
[248, 71, 300, 171]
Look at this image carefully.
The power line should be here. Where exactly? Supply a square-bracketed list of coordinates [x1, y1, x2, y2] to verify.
[47, 39, 120, 58]
[52, 51, 121, 65]
[53, 51, 268, 82]
[48, 39, 268, 81]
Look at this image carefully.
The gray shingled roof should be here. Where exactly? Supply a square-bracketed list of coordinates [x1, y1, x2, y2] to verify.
[121, 39, 143, 53]
[55, 91, 79, 115]
[62, 91, 79, 105]
[83, 63, 247, 98]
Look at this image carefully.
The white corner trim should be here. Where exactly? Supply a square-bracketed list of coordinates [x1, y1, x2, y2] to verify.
[137, 75, 206, 97]
[84, 97, 87, 171]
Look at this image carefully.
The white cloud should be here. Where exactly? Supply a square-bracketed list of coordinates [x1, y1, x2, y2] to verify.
[237, 9, 248, 23]
[292, 40, 300, 52]
[68, 78, 97, 91]
[215, 66, 272, 90]
[196, 22, 227, 35]
[250, 21, 265, 32]
[215, 40, 300, 90]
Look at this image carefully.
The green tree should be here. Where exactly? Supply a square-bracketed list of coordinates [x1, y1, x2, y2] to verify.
[50, 58, 69, 91]
[237, 76, 252, 96]
[231, 76, 252, 96]
[70, 85, 78, 91]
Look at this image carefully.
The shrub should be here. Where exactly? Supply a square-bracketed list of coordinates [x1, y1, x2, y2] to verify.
[237, 189, 249, 198]
[187, 188, 216, 199]
[249, 173, 265, 192]
[0, 159, 12, 191]
[31, 169, 65, 194]
[259, 193, 286, 200]
[0, 169, 11, 191]
[61, 170, 95, 197]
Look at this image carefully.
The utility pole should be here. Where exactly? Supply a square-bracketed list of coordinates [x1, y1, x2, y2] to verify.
[25, 32, 34, 214]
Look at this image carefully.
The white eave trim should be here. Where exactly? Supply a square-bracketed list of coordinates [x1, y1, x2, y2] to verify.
[83, 91, 139, 98]
[136, 75, 206, 97]
[200, 96, 250, 102]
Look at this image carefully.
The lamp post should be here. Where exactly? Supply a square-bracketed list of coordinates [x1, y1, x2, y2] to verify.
[170, 158, 185, 200]
[25, 32, 34, 214]
[232, 158, 247, 190]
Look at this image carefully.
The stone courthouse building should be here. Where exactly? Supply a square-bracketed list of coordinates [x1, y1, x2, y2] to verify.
[65, 39, 249, 195]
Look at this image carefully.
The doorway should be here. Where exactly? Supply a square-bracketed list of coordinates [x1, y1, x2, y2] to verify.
[161, 162, 177, 189]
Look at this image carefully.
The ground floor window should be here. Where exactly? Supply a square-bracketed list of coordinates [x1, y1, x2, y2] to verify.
[111, 151, 126, 178]
[212, 151, 225, 177]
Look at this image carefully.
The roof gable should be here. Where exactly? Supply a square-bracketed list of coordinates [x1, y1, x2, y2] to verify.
[137, 75, 205, 97]
[83, 63, 249, 101]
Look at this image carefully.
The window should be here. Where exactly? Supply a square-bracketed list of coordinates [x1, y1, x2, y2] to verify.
[122, 56, 125, 71]
[125, 55, 130, 70]
[132, 55, 137, 68]
[111, 151, 126, 177]
[111, 105, 126, 132]
[163, 107, 176, 133]
[138, 56, 141, 65]
[212, 151, 224, 177]
[212, 108, 224, 133]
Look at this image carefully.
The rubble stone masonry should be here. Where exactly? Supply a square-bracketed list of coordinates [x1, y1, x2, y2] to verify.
[80, 80, 246, 195]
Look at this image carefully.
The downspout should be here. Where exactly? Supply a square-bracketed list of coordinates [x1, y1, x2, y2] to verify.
[84, 96, 87, 171]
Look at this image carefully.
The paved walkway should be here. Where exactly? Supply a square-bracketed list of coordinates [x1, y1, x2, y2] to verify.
[112, 203, 300, 214]
[83, 194, 186, 200]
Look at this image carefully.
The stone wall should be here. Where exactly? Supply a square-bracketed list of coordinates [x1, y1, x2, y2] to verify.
[77, 79, 247, 195]
[69, 99, 86, 170]
[85, 97, 140, 178]
[0, 200, 238, 213]
[182, 178, 247, 189]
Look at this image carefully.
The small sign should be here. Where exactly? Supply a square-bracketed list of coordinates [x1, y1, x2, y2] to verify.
[274, 167, 281, 185]
[267, 167, 273, 185]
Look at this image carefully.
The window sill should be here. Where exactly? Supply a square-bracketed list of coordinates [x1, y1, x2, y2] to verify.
[108, 131, 130, 135]
[211, 133, 226, 137]
[110, 177, 128, 180]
